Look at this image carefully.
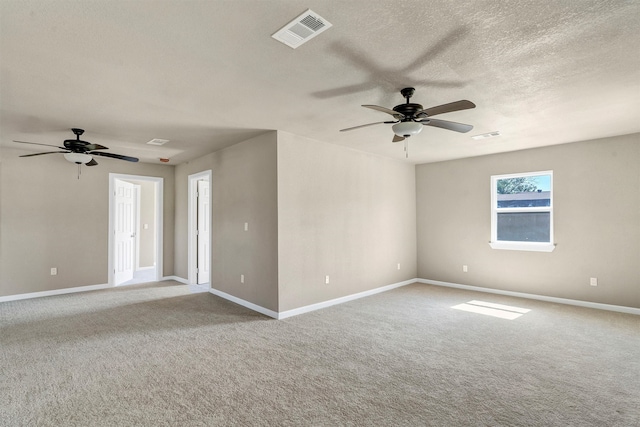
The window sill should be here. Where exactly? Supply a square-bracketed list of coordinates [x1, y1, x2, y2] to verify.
[489, 241, 556, 252]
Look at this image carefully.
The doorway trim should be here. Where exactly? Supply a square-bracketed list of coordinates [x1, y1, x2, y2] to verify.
[188, 170, 212, 286]
[108, 173, 164, 287]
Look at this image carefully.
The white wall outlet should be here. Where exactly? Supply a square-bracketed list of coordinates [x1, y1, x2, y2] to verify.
[244, 222, 248, 231]
[397, 263, 401, 270]
[50, 267, 57, 276]
[325, 275, 330, 284]
[143, 223, 149, 230]
[590, 277, 598, 287]
[463, 265, 468, 273]
[241, 274, 245, 284]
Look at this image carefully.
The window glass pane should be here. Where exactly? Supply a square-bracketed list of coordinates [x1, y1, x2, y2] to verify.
[497, 212, 550, 242]
[496, 175, 551, 208]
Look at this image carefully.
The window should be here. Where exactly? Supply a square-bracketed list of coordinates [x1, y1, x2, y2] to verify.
[490, 171, 554, 252]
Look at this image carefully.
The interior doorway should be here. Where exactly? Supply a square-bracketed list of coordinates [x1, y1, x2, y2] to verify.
[188, 170, 212, 286]
[109, 173, 163, 286]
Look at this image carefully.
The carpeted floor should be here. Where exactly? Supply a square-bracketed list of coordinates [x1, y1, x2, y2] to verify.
[1, 282, 639, 426]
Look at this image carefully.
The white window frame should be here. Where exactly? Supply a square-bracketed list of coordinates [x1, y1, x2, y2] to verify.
[490, 170, 555, 252]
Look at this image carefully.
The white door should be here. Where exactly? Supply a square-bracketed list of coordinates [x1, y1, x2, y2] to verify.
[114, 179, 135, 285]
[197, 179, 210, 284]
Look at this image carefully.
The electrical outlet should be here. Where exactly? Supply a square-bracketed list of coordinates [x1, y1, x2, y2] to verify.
[397, 263, 401, 270]
[50, 267, 57, 276]
[590, 277, 598, 287]
[241, 274, 245, 284]
[325, 275, 330, 284]
[244, 222, 248, 231]
[463, 265, 468, 273]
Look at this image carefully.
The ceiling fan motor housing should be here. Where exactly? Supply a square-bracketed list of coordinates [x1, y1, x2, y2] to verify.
[393, 103, 424, 118]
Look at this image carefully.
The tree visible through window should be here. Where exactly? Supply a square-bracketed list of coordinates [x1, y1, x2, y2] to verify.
[490, 171, 554, 251]
[496, 176, 540, 195]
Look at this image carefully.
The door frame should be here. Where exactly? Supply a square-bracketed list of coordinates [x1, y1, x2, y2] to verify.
[133, 184, 141, 270]
[108, 173, 164, 287]
[188, 170, 212, 286]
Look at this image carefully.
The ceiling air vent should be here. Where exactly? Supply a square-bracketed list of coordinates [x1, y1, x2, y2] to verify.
[471, 131, 501, 140]
[147, 138, 169, 146]
[272, 9, 332, 49]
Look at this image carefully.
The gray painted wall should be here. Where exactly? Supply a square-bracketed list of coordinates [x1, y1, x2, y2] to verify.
[0, 147, 175, 297]
[277, 132, 417, 311]
[174, 133, 280, 313]
[416, 133, 640, 308]
[172, 131, 417, 312]
[4, 130, 637, 311]
[210, 132, 279, 311]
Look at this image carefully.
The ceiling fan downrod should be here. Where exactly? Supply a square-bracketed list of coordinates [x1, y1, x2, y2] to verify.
[400, 87, 415, 104]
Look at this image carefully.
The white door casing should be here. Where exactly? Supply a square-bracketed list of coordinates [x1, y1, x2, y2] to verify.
[114, 179, 135, 285]
[133, 184, 141, 270]
[109, 173, 163, 287]
[188, 170, 211, 286]
[197, 179, 211, 284]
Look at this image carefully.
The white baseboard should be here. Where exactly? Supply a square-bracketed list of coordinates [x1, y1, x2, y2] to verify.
[209, 288, 279, 319]
[209, 278, 418, 320]
[0, 283, 111, 303]
[10, 277, 630, 318]
[1, 276, 207, 303]
[276, 278, 418, 319]
[418, 278, 640, 316]
[161, 275, 189, 285]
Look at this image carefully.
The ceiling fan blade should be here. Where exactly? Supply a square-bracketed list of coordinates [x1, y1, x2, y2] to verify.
[13, 140, 66, 150]
[19, 151, 69, 157]
[85, 159, 98, 166]
[90, 151, 139, 162]
[84, 144, 108, 151]
[340, 121, 397, 132]
[420, 118, 473, 133]
[421, 100, 476, 117]
[362, 105, 405, 119]
[392, 134, 405, 143]
[64, 140, 103, 149]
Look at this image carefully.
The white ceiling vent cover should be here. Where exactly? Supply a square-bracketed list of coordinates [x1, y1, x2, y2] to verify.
[471, 131, 501, 140]
[147, 138, 169, 146]
[272, 9, 332, 49]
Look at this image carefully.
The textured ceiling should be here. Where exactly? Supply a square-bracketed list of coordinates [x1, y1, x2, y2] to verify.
[1, 0, 639, 165]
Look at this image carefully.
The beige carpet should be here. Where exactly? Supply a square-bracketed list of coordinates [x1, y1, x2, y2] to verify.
[1, 282, 639, 426]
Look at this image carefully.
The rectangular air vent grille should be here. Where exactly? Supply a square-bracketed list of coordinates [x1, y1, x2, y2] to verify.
[272, 9, 332, 49]
[471, 131, 501, 140]
[300, 15, 325, 31]
[147, 138, 169, 146]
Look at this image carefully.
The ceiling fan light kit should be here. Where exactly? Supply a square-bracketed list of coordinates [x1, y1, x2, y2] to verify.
[63, 152, 92, 164]
[340, 87, 476, 157]
[392, 121, 423, 137]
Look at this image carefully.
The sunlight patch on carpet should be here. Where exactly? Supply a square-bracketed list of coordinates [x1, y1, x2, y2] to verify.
[452, 300, 531, 320]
